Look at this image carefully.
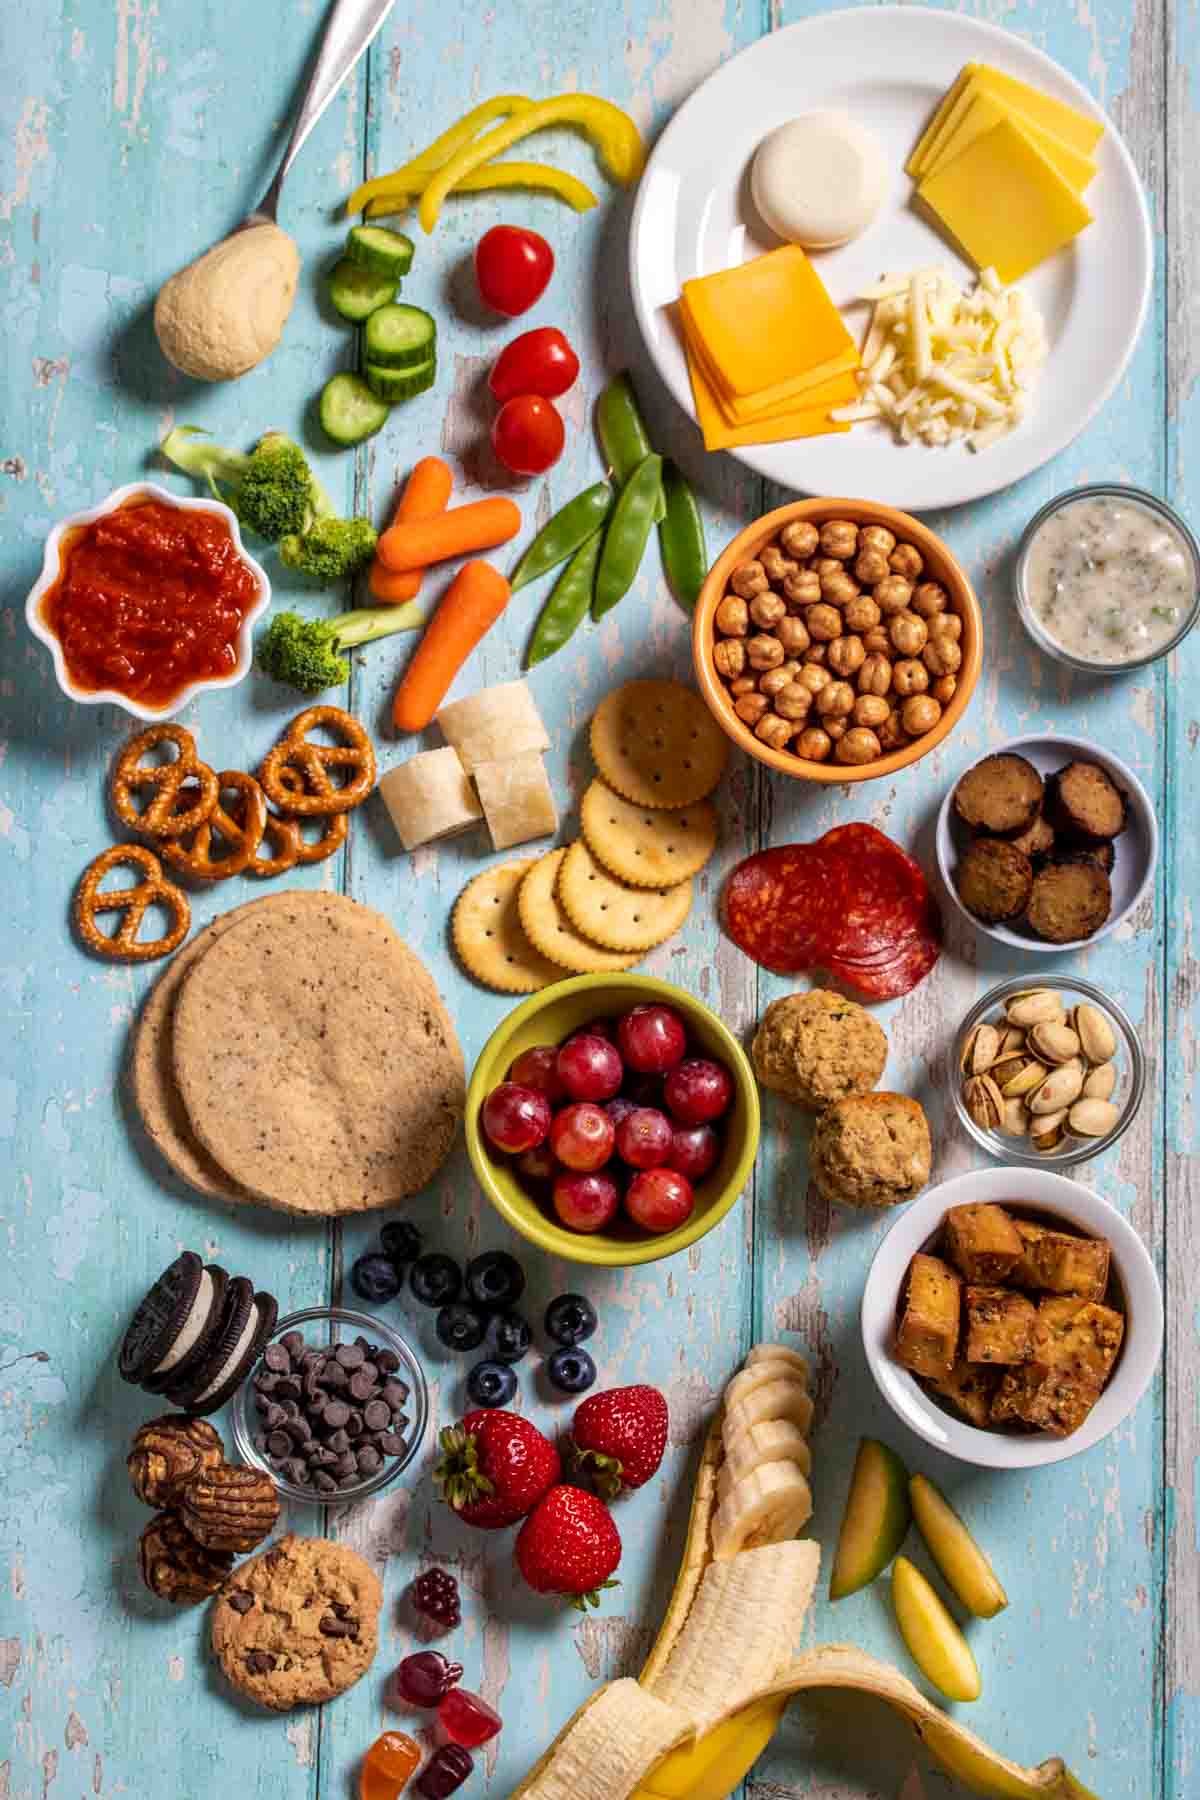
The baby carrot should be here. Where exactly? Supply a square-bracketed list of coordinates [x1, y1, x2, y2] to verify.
[368, 456, 453, 603]
[392, 560, 512, 732]
[377, 496, 521, 574]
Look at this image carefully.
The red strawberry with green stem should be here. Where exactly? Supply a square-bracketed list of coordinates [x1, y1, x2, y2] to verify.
[570, 1384, 668, 1499]
[434, 1410, 560, 1529]
[514, 1484, 621, 1608]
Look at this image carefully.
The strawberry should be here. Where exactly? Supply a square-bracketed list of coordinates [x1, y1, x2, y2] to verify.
[434, 1410, 560, 1529]
[514, 1484, 621, 1608]
[570, 1384, 668, 1498]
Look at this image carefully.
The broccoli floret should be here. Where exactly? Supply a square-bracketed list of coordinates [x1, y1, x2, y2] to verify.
[278, 517, 378, 583]
[160, 426, 334, 542]
[256, 604, 421, 695]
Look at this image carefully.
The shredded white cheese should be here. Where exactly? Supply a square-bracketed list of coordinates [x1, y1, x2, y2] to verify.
[831, 265, 1047, 451]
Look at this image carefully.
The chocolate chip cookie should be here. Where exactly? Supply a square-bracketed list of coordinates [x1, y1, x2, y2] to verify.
[211, 1533, 382, 1711]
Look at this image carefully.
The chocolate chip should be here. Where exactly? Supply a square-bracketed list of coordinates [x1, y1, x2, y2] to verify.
[253, 1432, 269, 1453]
[346, 1410, 364, 1438]
[363, 1400, 390, 1431]
[286, 1418, 312, 1445]
[263, 1402, 287, 1430]
[227, 1591, 254, 1614]
[326, 1427, 351, 1454]
[336, 1343, 365, 1370]
[263, 1344, 291, 1373]
[382, 1381, 409, 1410]
[378, 1430, 406, 1455]
[356, 1445, 382, 1475]
[323, 1400, 350, 1430]
[337, 1473, 360, 1490]
[313, 1471, 337, 1493]
[348, 1371, 376, 1402]
[306, 1393, 327, 1419]
[354, 1335, 372, 1352]
[283, 1458, 308, 1484]
[308, 1445, 336, 1468]
[246, 1651, 276, 1673]
[253, 1391, 273, 1415]
[319, 1613, 356, 1637]
[358, 1362, 379, 1386]
[375, 1349, 400, 1374]
[280, 1399, 301, 1424]
[266, 1430, 291, 1458]
[280, 1331, 306, 1358]
[320, 1361, 348, 1392]
[335, 1451, 358, 1477]
[274, 1375, 302, 1402]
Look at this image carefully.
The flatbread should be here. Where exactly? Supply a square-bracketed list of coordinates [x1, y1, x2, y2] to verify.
[171, 893, 464, 1215]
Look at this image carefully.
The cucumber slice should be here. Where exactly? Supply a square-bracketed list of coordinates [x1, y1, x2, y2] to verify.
[364, 357, 436, 404]
[328, 257, 397, 322]
[319, 373, 391, 447]
[346, 224, 415, 280]
[364, 303, 437, 369]
[829, 1437, 910, 1600]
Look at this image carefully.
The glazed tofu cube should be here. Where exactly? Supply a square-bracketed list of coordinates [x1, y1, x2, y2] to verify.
[944, 1203, 1023, 1283]
[990, 1369, 1035, 1426]
[927, 1357, 1000, 1429]
[1010, 1220, 1110, 1302]
[1029, 1297, 1125, 1390]
[964, 1286, 1037, 1365]
[895, 1253, 961, 1379]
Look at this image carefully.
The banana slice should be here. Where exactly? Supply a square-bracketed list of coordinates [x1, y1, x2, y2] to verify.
[723, 1379, 815, 1444]
[723, 1361, 808, 1413]
[717, 1418, 812, 1505]
[746, 1342, 810, 1378]
[711, 1460, 813, 1561]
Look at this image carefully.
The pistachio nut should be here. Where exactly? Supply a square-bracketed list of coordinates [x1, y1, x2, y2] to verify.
[998, 1025, 1027, 1057]
[1005, 989, 1066, 1028]
[1072, 1003, 1117, 1066]
[1000, 1096, 1029, 1136]
[1028, 1061, 1085, 1115]
[1031, 1110, 1067, 1153]
[963, 1073, 1005, 1131]
[1082, 1061, 1117, 1102]
[1068, 1098, 1121, 1138]
[1027, 1021, 1082, 1066]
[960, 1022, 1002, 1075]
[1000, 1058, 1049, 1098]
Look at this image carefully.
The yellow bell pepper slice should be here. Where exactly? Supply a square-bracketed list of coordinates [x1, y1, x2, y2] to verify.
[345, 95, 533, 214]
[365, 162, 598, 217]
[418, 94, 645, 231]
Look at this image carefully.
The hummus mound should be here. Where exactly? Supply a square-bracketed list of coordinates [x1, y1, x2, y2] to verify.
[154, 223, 301, 382]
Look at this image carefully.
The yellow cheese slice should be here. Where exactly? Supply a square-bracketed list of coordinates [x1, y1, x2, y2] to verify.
[918, 117, 1093, 284]
[679, 246, 856, 401]
[916, 63, 1102, 177]
[685, 340, 854, 450]
[682, 315, 858, 424]
[926, 88, 1097, 193]
[906, 64, 976, 177]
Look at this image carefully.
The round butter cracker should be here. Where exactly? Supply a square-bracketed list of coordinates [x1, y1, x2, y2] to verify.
[558, 839, 692, 952]
[581, 778, 718, 888]
[518, 848, 639, 974]
[453, 861, 564, 994]
[590, 680, 728, 810]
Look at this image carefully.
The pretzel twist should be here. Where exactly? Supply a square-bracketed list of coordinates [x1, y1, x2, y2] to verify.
[160, 772, 268, 881]
[111, 725, 220, 839]
[259, 706, 376, 817]
[75, 844, 190, 961]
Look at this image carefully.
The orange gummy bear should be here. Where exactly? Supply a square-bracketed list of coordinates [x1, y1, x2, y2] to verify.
[360, 1732, 422, 1800]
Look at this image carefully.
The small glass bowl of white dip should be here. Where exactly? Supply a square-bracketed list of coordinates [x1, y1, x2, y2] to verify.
[1015, 483, 1200, 673]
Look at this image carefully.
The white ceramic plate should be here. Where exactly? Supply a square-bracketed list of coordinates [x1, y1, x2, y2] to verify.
[629, 8, 1152, 510]
[935, 733, 1158, 952]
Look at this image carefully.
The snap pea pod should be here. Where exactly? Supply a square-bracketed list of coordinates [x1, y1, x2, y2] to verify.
[657, 458, 708, 612]
[592, 453, 664, 620]
[526, 529, 605, 666]
[510, 480, 613, 592]
[596, 374, 666, 521]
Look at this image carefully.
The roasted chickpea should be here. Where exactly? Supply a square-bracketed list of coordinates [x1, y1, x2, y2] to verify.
[931, 674, 958, 705]
[780, 519, 819, 559]
[860, 524, 896, 556]
[819, 519, 858, 559]
[827, 633, 866, 678]
[815, 678, 855, 719]
[780, 659, 802, 681]
[922, 635, 962, 677]
[888, 541, 924, 580]
[775, 616, 811, 657]
[749, 591, 786, 630]
[873, 574, 913, 616]
[888, 610, 929, 658]
[734, 692, 770, 726]
[730, 559, 769, 599]
[814, 557, 843, 581]
[891, 658, 929, 697]
[821, 570, 861, 607]
[714, 594, 749, 636]
[729, 675, 757, 696]
[782, 568, 821, 609]
[854, 548, 890, 586]
[713, 640, 746, 680]
[804, 602, 842, 643]
[759, 545, 799, 583]
[901, 693, 943, 737]
[862, 626, 891, 656]
[929, 611, 962, 642]
[795, 725, 832, 761]
[853, 693, 891, 729]
[843, 594, 882, 634]
[802, 642, 828, 666]
[758, 666, 794, 698]
[775, 681, 813, 722]
[911, 580, 949, 619]
[798, 663, 831, 696]
[877, 709, 908, 751]
[746, 633, 785, 671]
[824, 718, 848, 742]
[835, 726, 882, 765]
[857, 652, 892, 698]
[755, 712, 794, 750]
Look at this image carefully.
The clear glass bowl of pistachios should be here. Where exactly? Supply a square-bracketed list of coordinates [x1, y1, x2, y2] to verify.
[951, 976, 1145, 1169]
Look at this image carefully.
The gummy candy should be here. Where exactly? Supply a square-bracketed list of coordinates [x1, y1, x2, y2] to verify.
[360, 1731, 421, 1800]
[394, 1650, 464, 1707]
[438, 1686, 502, 1748]
[416, 1744, 473, 1799]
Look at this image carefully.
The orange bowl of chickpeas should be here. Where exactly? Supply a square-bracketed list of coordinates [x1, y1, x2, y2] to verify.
[693, 499, 982, 782]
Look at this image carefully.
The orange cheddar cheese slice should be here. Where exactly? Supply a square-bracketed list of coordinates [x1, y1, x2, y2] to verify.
[680, 246, 856, 403]
[681, 315, 858, 425]
[684, 339, 855, 450]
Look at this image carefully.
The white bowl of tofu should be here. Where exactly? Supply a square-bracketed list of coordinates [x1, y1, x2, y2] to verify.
[861, 1169, 1162, 1469]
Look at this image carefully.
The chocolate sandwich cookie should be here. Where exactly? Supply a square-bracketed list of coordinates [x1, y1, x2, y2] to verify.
[119, 1251, 208, 1387]
[142, 1263, 229, 1395]
[168, 1280, 278, 1416]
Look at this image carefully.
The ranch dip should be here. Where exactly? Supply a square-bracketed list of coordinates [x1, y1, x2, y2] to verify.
[1023, 491, 1197, 666]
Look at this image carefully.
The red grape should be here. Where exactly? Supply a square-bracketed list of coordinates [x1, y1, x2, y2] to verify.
[549, 1102, 615, 1171]
[518, 1142, 559, 1183]
[617, 1004, 688, 1074]
[625, 1168, 695, 1233]
[508, 1045, 565, 1101]
[664, 1058, 733, 1125]
[556, 1032, 624, 1102]
[605, 1096, 637, 1128]
[553, 1171, 620, 1232]
[581, 1016, 617, 1042]
[667, 1123, 720, 1181]
[615, 1106, 674, 1170]
[481, 1082, 552, 1154]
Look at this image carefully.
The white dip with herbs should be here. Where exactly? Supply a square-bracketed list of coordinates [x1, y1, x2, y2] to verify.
[1024, 494, 1195, 665]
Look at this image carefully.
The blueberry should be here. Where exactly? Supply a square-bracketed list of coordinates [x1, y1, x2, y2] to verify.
[350, 1252, 402, 1304]
[436, 1302, 487, 1353]
[544, 1293, 598, 1347]
[466, 1359, 518, 1408]
[547, 1346, 596, 1395]
[485, 1309, 531, 1365]
[410, 1253, 462, 1308]
[380, 1221, 423, 1266]
[464, 1250, 526, 1312]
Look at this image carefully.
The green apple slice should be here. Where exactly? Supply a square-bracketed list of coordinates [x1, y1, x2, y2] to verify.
[829, 1437, 911, 1600]
[910, 1474, 1009, 1620]
[891, 1555, 981, 1703]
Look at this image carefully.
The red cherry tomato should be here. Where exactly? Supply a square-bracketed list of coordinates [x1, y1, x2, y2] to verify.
[489, 328, 579, 403]
[492, 395, 565, 476]
[474, 225, 554, 316]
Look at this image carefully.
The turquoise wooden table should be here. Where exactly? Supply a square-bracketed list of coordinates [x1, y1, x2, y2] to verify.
[1, 2, 1196, 1796]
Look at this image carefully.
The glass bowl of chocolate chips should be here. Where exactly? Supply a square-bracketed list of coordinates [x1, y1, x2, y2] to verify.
[230, 1306, 429, 1505]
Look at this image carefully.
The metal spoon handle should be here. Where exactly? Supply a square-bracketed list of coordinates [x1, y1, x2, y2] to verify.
[256, 0, 396, 220]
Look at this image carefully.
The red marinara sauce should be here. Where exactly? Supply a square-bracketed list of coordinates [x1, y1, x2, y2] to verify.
[38, 495, 261, 710]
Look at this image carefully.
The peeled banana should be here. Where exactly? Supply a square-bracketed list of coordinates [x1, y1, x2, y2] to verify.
[710, 1460, 813, 1560]
[514, 1681, 692, 1800]
[716, 1418, 812, 1502]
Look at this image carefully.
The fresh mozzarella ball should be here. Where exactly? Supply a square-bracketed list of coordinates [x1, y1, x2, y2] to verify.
[751, 112, 886, 250]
